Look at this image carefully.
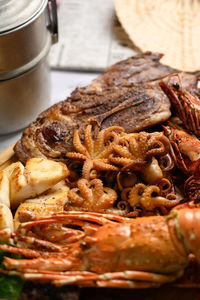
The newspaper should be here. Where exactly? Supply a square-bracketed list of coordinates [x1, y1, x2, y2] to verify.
[49, 0, 139, 71]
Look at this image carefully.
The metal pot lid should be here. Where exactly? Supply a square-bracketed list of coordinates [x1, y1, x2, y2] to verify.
[0, 0, 47, 34]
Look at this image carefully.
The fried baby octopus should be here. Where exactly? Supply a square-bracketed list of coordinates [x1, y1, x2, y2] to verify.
[66, 178, 120, 214]
[123, 182, 180, 212]
[65, 126, 180, 216]
[66, 125, 124, 180]
[110, 131, 170, 171]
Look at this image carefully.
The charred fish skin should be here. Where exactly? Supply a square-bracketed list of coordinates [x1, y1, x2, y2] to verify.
[14, 52, 195, 163]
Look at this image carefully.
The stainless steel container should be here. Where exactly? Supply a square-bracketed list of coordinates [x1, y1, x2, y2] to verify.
[0, 0, 58, 134]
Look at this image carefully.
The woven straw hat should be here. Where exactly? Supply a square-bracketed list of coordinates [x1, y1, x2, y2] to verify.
[115, 0, 200, 71]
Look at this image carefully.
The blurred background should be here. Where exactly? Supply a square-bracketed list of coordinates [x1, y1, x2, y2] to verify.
[50, 0, 137, 71]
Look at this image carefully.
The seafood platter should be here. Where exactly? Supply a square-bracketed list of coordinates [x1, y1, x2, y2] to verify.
[1, 52, 200, 298]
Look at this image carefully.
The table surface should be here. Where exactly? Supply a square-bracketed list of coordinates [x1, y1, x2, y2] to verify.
[0, 70, 99, 152]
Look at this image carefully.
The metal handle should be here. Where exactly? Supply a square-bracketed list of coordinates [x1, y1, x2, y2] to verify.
[47, 0, 58, 44]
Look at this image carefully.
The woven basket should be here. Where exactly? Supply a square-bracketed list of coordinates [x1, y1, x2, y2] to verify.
[115, 0, 200, 72]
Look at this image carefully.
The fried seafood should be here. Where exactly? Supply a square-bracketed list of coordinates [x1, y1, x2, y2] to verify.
[66, 127, 171, 176]
[162, 124, 200, 203]
[1, 55, 200, 291]
[109, 132, 170, 172]
[158, 73, 200, 205]
[64, 126, 181, 216]
[160, 74, 200, 137]
[140, 157, 164, 185]
[116, 172, 137, 191]
[66, 125, 123, 180]
[125, 183, 180, 211]
[1, 209, 200, 287]
[164, 124, 200, 176]
[66, 178, 118, 213]
[3, 55, 200, 291]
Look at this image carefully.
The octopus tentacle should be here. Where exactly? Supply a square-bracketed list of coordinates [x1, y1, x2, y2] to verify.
[140, 185, 161, 210]
[140, 185, 180, 210]
[89, 170, 99, 179]
[147, 196, 181, 209]
[96, 187, 117, 209]
[77, 179, 93, 205]
[158, 135, 171, 152]
[67, 126, 122, 179]
[164, 193, 182, 209]
[94, 126, 124, 156]
[112, 145, 134, 159]
[117, 172, 123, 191]
[84, 125, 94, 158]
[89, 179, 104, 203]
[104, 132, 120, 146]
[128, 183, 146, 207]
[93, 160, 119, 171]
[159, 154, 174, 171]
[82, 159, 94, 180]
[129, 136, 139, 157]
[93, 129, 107, 156]
[121, 160, 147, 171]
[66, 152, 87, 160]
[73, 130, 90, 158]
[116, 200, 130, 214]
[121, 188, 132, 201]
[146, 140, 166, 158]
[158, 178, 172, 195]
[68, 188, 85, 206]
[119, 138, 129, 149]
[97, 144, 115, 159]
[109, 156, 133, 166]
[138, 132, 148, 158]
[66, 178, 117, 212]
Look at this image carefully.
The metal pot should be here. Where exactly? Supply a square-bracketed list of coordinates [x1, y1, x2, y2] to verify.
[0, 0, 58, 134]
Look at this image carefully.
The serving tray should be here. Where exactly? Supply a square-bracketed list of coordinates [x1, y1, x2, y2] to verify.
[0, 142, 16, 170]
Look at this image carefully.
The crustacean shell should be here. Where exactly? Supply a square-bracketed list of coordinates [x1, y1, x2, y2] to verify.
[115, 0, 200, 71]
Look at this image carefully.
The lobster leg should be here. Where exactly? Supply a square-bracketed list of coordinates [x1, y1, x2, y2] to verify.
[96, 279, 159, 289]
[18, 213, 122, 232]
[1, 268, 181, 288]
[96, 270, 182, 288]
[169, 141, 188, 173]
[16, 212, 128, 244]
[54, 269, 183, 288]
[0, 244, 41, 258]
[3, 256, 77, 272]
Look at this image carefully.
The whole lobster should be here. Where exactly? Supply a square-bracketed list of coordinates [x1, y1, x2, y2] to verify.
[0, 209, 200, 288]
